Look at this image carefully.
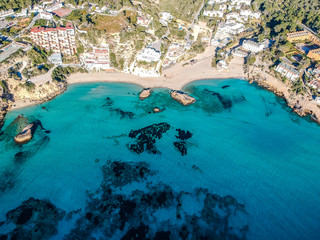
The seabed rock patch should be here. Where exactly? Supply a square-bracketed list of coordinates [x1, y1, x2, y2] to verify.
[173, 129, 193, 156]
[3, 198, 65, 240]
[64, 160, 249, 240]
[128, 122, 171, 154]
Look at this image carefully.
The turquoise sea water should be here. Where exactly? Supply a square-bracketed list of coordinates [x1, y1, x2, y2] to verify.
[0, 79, 319, 240]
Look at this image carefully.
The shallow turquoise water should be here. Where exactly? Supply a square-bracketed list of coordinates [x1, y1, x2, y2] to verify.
[0, 79, 319, 239]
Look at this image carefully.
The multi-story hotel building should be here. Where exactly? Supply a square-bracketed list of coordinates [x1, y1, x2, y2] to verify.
[30, 23, 76, 55]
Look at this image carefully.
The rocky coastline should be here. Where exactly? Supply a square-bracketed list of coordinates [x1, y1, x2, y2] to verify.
[252, 79, 320, 124]
[0, 81, 67, 132]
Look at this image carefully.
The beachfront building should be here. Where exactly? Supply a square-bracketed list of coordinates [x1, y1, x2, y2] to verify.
[242, 40, 265, 53]
[136, 41, 161, 63]
[81, 46, 111, 71]
[275, 62, 299, 81]
[162, 43, 185, 68]
[30, 23, 76, 55]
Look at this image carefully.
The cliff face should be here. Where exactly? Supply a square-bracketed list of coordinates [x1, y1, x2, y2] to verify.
[12, 81, 67, 103]
[0, 79, 67, 131]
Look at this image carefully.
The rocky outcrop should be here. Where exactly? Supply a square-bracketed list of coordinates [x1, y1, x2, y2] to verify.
[14, 120, 50, 144]
[170, 90, 196, 106]
[139, 88, 152, 100]
[14, 123, 33, 144]
[0, 100, 9, 132]
[153, 107, 162, 113]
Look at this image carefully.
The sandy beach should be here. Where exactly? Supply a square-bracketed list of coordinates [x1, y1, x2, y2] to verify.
[67, 46, 246, 90]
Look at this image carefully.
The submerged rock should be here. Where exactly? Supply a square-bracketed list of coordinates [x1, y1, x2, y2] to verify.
[110, 108, 135, 119]
[65, 160, 249, 240]
[170, 90, 196, 106]
[5, 198, 65, 240]
[174, 141, 187, 156]
[128, 122, 170, 154]
[139, 88, 152, 100]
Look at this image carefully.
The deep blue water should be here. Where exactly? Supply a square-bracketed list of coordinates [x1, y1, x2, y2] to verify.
[0, 79, 319, 240]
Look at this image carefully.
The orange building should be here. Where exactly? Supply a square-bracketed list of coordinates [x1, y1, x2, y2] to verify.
[307, 49, 320, 61]
[287, 30, 320, 45]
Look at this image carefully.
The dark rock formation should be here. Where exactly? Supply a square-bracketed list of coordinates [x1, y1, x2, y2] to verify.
[174, 129, 193, 156]
[64, 160, 249, 240]
[173, 141, 187, 156]
[102, 97, 114, 107]
[110, 108, 135, 119]
[203, 89, 232, 109]
[4, 198, 65, 240]
[175, 129, 192, 140]
[102, 161, 155, 187]
[222, 85, 230, 89]
[128, 122, 170, 154]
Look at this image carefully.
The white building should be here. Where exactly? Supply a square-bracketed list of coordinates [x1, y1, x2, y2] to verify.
[0, 9, 14, 19]
[48, 53, 62, 65]
[226, 12, 242, 22]
[166, 43, 185, 60]
[242, 40, 264, 53]
[275, 62, 299, 81]
[137, 15, 152, 27]
[240, 10, 261, 20]
[46, 3, 63, 12]
[203, 10, 223, 18]
[159, 12, 173, 25]
[81, 46, 111, 70]
[232, 48, 249, 57]
[16, 8, 28, 17]
[39, 11, 53, 20]
[136, 41, 161, 63]
[208, 0, 227, 4]
[230, 0, 251, 6]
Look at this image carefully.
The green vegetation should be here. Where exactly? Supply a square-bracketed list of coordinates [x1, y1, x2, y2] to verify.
[27, 48, 48, 65]
[109, 52, 118, 67]
[65, 0, 132, 10]
[34, 19, 48, 27]
[0, 0, 40, 11]
[19, 81, 35, 92]
[246, 55, 256, 65]
[51, 66, 77, 82]
[159, 0, 203, 22]
[253, 0, 320, 41]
